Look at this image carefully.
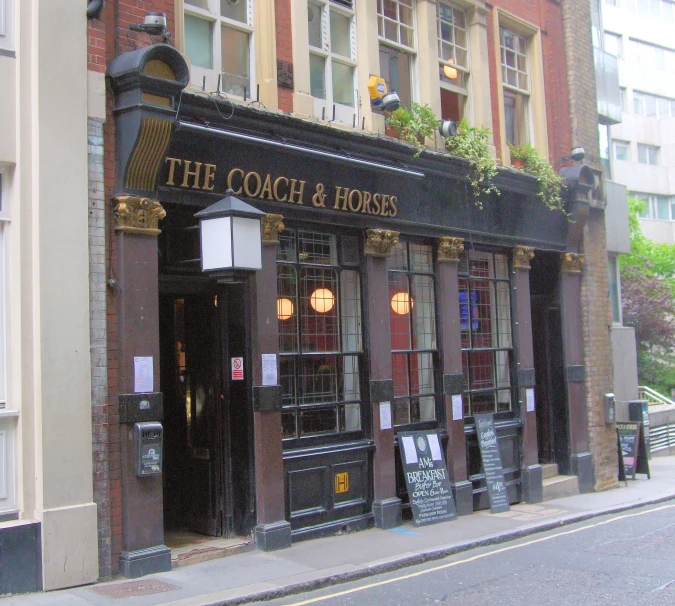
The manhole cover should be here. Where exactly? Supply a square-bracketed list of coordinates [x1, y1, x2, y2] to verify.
[90, 579, 179, 599]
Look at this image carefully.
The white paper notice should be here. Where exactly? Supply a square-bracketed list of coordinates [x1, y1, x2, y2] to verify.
[262, 354, 277, 386]
[526, 388, 535, 413]
[452, 394, 463, 421]
[401, 436, 418, 464]
[379, 401, 392, 430]
[134, 356, 153, 393]
[427, 433, 443, 461]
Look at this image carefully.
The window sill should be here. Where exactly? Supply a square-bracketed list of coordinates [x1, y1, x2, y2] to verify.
[0, 410, 19, 418]
[0, 48, 16, 59]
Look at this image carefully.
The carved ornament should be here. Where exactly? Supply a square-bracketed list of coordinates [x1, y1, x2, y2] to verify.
[513, 245, 535, 271]
[561, 253, 585, 274]
[438, 237, 464, 263]
[113, 196, 166, 235]
[364, 229, 400, 257]
[262, 214, 285, 245]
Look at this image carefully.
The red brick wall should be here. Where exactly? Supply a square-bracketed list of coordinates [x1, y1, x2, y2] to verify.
[485, 0, 571, 168]
[275, 0, 294, 112]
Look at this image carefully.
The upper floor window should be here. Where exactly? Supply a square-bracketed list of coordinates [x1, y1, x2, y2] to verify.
[623, 0, 675, 22]
[184, 0, 254, 97]
[637, 143, 659, 165]
[459, 251, 513, 417]
[437, 2, 469, 123]
[604, 31, 622, 57]
[500, 27, 530, 146]
[378, 0, 416, 108]
[308, 0, 357, 124]
[613, 140, 629, 161]
[608, 255, 622, 324]
[387, 241, 438, 427]
[277, 230, 364, 440]
[0, 0, 13, 53]
[635, 193, 674, 219]
[633, 91, 675, 118]
[629, 39, 675, 71]
[0, 173, 7, 410]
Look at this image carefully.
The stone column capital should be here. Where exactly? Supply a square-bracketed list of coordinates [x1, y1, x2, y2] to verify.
[561, 253, 585, 274]
[438, 237, 464, 263]
[513, 245, 535, 271]
[113, 196, 166, 235]
[262, 214, 285, 245]
[365, 229, 400, 257]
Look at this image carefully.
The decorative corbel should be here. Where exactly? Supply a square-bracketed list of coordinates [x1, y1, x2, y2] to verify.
[513, 245, 535, 271]
[262, 214, 285, 245]
[113, 196, 166, 235]
[561, 253, 585, 274]
[438, 237, 464, 263]
[365, 229, 400, 257]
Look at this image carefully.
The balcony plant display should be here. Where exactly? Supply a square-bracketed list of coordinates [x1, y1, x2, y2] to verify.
[444, 118, 499, 208]
[508, 143, 566, 213]
[385, 103, 438, 156]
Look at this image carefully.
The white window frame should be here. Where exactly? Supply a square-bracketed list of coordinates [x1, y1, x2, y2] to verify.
[637, 143, 659, 165]
[500, 26, 531, 146]
[607, 255, 623, 325]
[603, 31, 622, 58]
[308, 0, 358, 125]
[613, 140, 630, 161]
[183, 0, 256, 98]
[377, 0, 417, 107]
[437, 1, 470, 109]
[0, 0, 14, 54]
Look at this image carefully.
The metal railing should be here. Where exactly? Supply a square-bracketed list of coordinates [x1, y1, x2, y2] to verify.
[638, 385, 675, 407]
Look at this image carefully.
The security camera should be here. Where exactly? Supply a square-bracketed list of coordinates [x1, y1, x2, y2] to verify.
[130, 12, 168, 36]
[570, 147, 585, 162]
[380, 91, 401, 112]
[439, 120, 457, 138]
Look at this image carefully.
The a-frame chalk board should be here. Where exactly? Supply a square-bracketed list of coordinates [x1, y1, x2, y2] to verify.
[398, 430, 457, 526]
[617, 421, 650, 482]
[475, 414, 510, 513]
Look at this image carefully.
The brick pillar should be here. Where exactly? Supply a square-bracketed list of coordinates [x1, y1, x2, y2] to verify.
[513, 246, 543, 503]
[364, 229, 402, 529]
[113, 196, 171, 578]
[252, 215, 292, 551]
[560, 252, 593, 492]
[436, 237, 472, 515]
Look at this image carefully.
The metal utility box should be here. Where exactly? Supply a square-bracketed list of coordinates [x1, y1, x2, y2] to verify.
[604, 393, 616, 424]
[134, 422, 163, 477]
[629, 400, 651, 459]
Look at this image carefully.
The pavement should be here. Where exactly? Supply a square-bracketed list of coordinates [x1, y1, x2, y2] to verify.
[6, 455, 675, 606]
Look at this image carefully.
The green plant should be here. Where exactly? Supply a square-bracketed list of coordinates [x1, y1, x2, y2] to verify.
[508, 143, 566, 213]
[444, 118, 499, 208]
[385, 103, 438, 156]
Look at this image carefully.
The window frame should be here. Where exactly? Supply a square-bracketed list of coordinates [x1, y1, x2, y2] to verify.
[276, 228, 366, 445]
[377, 0, 417, 109]
[0, 0, 14, 54]
[608, 254, 623, 325]
[499, 25, 532, 147]
[459, 250, 515, 419]
[183, 0, 256, 98]
[613, 140, 630, 161]
[387, 240, 440, 430]
[637, 143, 659, 165]
[307, 0, 358, 125]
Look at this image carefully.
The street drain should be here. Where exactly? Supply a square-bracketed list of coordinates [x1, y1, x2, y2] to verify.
[89, 579, 179, 599]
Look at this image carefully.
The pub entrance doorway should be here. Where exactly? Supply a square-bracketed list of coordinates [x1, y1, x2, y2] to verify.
[159, 283, 256, 540]
[530, 253, 571, 474]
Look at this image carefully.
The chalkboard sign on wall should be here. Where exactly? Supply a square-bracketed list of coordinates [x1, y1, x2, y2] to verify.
[398, 431, 457, 526]
[475, 414, 510, 513]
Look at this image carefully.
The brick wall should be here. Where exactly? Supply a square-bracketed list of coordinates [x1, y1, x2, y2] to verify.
[561, 0, 618, 490]
[275, 0, 293, 113]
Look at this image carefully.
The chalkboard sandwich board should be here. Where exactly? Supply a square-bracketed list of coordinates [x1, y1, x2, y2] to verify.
[617, 421, 650, 482]
[398, 431, 457, 526]
[475, 414, 510, 513]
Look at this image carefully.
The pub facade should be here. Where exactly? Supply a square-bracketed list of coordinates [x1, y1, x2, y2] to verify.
[105, 40, 595, 576]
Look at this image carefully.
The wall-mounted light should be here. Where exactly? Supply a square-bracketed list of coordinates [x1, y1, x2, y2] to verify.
[277, 298, 294, 321]
[391, 292, 413, 315]
[439, 120, 457, 138]
[310, 288, 336, 313]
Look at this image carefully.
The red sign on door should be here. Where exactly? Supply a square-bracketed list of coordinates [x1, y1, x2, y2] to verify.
[231, 357, 244, 380]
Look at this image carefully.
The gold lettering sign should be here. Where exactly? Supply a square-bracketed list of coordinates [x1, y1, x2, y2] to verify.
[164, 157, 399, 217]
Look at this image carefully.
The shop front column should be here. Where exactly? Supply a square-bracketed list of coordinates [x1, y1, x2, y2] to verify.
[560, 253, 593, 492]
[436, 237, 472, 515]
[251, 215, 292, 551]
[513, 246, 543, 503]
[114, 196, 171, 578]
[364, 229, 402, 529]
